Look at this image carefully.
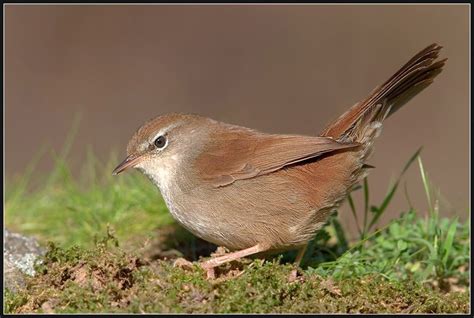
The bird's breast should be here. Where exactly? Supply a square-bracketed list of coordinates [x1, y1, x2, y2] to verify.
[138, 163, 221, 243]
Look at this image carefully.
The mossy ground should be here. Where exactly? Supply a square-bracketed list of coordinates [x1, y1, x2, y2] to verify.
[4, 231, 469, 314]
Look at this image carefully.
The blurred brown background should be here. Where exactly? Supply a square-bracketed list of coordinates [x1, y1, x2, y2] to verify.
[5, 5, 469, 235]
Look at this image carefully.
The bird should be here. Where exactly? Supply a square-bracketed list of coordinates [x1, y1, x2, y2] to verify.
[113, 43, 446, 279]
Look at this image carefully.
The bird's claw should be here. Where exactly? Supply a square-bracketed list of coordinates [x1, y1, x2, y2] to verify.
[200, 262, 216, 279]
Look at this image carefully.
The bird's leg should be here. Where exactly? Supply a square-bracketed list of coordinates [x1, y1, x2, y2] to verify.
[294, 244, 308, 267]
[200, 244, 268, 279]
[288, 244, 308, 282]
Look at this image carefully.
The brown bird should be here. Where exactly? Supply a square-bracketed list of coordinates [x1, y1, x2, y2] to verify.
[113, 44, 446, 278]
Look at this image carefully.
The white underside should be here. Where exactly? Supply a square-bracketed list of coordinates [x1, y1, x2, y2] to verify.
[136, 158, 212, 239]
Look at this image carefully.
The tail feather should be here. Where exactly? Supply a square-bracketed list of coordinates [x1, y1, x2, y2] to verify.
[320, 44, 446, 142]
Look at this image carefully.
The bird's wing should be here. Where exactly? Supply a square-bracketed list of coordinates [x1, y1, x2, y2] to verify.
[195, 128, 360, 188]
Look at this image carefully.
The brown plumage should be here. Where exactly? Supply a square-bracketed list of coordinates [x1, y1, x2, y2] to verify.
[113, 44, 446, 278]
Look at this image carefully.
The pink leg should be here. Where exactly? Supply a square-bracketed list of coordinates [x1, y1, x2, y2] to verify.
[289, 244, 308, 282]
[201, 244, 268, 279]
[294, 244, 308, 267]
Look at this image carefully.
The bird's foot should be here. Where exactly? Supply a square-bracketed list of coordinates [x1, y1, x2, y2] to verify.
[288, 269, 298, 282]
[200, 261, 216, 279]
[172, 257, 194, 270]
[200, 244, 266, 280]
[288, 268, 303, 283]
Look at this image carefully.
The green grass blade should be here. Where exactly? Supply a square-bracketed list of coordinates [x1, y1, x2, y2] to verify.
[441, 218, 458, 267]
[347, 193, 362, 237]
[362, 177, 369, 235]
[401, 147, 423, 176]
[417, 156, 433, 215]
[368, 184, 398, 231]
[367, 147, 422, 232]
[403, 182, 414, 211]
[331, 217, 348, 251]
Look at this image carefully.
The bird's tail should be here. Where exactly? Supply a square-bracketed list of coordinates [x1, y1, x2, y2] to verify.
[320, 43, 446, 144]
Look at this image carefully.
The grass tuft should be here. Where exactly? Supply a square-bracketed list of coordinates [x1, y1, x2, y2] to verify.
[5, 151, 173, 248]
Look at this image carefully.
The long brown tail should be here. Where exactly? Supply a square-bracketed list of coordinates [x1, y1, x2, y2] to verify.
[320, 44, 446, 143]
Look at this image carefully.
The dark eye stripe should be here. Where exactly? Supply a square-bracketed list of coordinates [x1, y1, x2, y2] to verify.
[154, 135, 166, 149]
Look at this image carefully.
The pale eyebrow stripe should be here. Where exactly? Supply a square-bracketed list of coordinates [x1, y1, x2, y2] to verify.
[148, 122, 181, 145]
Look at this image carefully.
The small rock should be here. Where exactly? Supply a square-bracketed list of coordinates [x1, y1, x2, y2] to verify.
[4, 260, 27, 293]
[4, 229, 45, 292]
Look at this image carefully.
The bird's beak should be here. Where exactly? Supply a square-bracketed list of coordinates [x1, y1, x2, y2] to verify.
[112, 154, 144, 175]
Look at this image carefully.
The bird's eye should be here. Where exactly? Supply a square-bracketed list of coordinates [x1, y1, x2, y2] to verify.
[154, 135, 167, 149]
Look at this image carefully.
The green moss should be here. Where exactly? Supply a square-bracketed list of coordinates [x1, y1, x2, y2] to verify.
[5, 235, 469, 314]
